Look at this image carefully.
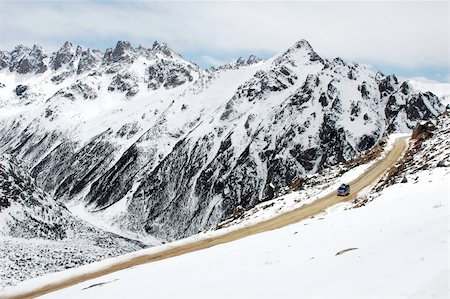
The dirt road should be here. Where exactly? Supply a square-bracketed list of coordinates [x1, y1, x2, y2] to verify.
[1, 137, 408, 299]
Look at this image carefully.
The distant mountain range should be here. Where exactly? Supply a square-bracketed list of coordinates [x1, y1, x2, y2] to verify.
[0, 39, 445, 242]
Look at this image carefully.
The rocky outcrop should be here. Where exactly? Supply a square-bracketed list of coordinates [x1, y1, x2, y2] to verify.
[147, 59, 195, 90]
[15, 85, 28, 97]
[9, 45, 48, 74]
[0, 51, 10, 70]
[50, 41, 76, 70]
[104, 41, 135, 64]
[108, 73, 139, 97]
[77, 49, 101, 74]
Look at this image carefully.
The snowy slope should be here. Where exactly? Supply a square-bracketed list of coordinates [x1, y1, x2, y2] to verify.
[37, 171, 448, 298]
[0, 155, 154, 288]
[0, 40, 445, 243]
[4, 114, 448, 298]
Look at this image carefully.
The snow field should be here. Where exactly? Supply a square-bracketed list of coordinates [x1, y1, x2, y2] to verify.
[27, 166, 448, 298]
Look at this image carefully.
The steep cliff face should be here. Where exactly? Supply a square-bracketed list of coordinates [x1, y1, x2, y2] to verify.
[0, 40, 445, 240]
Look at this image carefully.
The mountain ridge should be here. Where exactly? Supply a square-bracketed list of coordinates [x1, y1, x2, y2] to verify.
[0, 39, 445, 241]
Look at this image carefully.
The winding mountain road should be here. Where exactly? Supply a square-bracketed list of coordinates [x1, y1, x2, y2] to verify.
[1, 136, 408, 299]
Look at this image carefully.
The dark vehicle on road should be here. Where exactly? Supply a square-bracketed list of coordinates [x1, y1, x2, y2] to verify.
[337, 184, 350, 196]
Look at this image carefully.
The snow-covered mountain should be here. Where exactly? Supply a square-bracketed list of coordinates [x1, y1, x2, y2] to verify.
[0, 39, 445, 241]
[9, 113, 449, 299]
[0, 154, 150, 287]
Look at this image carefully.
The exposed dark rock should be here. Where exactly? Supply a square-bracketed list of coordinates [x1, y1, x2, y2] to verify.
[246, 55, 261, 65]
[412, 120, 436, 139]
[358, 134, 377, 151]
[85, 144, 141, 210]
[77, 49, 101, 74]
[233, 205, 245, 218]
[104, 41, 135, 64]
[147, 60, 193, 90]
[51, 71, 74, 84]
[50, 41, 75, 70]
[71, 81, 97, 100]
[406, 92, 442, 121]
[15, 85, 28, 96]
[0, 51, 10, 69]
[359, 81, 371, 99]
[152, 41, 175, 58]
[236, 57, 246, 66]
[319, 93, 328, 107]
[378, 74, 398, 97]
[108, 73, 139, 97]
[399, 81, 411, 95]
[10, 45, 48, 74]
[116, 122, 141, 139]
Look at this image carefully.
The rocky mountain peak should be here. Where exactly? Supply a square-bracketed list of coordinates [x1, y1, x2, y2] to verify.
[292, 39, 313, 50]
[151, 40, 177, 58]
[62, 41, 73, 51]
[236, 57, 246, 65]
[113, 41, 133, 57]
[9, 44, 48, 74]
[103, 40, 136, 64]
[9, 45, 30, 63]
[275, 39, 324, 66]
[50, 41, 76, 70]
[246, 54, 261, 65]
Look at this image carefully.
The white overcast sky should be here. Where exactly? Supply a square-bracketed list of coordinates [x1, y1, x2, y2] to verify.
[0, 1, 448, 81]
